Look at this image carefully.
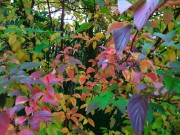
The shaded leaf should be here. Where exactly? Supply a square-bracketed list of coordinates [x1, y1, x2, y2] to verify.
[113, 25, 133, 53]
[127, 95, 149, 135]
[20, 62, 42, 69]
[154, 30, 175, 44]
[134, 0, 159, 30]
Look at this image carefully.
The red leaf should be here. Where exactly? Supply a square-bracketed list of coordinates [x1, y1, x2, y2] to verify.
[40, 74, 64, 85]
[134, 0, 159, 30]
[86, 67, 95, 74]
[0, 112, 9, 135]
[42, 94, 59, 106]
[113, 25, 133, 53]
[66, 68, 75, 82]
[71, 116, 78, 125]
[15, 96, 29, 105]
[19, 129, 35, 135]
[146, 72, 158, 82]
[102, 61, 108, 71]
[118, 0, 132, 14]
[127, 95, 149, 135]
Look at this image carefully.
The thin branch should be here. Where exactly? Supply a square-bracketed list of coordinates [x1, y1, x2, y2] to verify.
[46, 0, 53, 29]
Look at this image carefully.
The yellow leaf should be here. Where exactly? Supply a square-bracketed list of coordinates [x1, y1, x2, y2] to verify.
[8, 35, 17, 44]
[168, 22, 174, 31]
[70, 97, 76, 107]
[0, 25, 6, 30]
[16, 50, 25, 60]
[92, 41, 97, 49]
[168, 49, 176, 62]
[110, 117, 116, 129]
[95, 32, 104, 40]
[140, 60, 155, 73]
[83, 118, 88, 125]
[11, 41, 21, 51]
[51, 33, 59, 41]
[88, 118, 95, 127]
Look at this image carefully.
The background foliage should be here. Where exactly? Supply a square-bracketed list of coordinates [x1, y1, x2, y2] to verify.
[0, 0, 180, 135]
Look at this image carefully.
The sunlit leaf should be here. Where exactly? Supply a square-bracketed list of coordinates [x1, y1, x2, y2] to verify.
[134, 0, 159, 30]
[76, 23, 92, 33]
[118, 0, 132, 14]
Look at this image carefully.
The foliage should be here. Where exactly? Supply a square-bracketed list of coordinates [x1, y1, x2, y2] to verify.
[0, 0, 180, 135]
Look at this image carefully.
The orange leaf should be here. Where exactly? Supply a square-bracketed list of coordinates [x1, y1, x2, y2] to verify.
[79, 75, 86, 85]
[88, 118, 95, 127]
[86, 67, 95, 74]
[71, 116, 79, 125]
[70, 97, 76, 107]
[61, 128, 68, 134]
[72, 93, 81, 98]
[66, 68, 75, 82]
[107, 21, 123, 34]
[122, 70, 131, 81]
[140, 60, 155, 73]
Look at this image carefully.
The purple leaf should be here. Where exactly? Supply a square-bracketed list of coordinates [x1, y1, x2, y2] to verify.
[8, 90, 24, 96]
[29, 110, 52, 131]
[116, 65, 127, 71]
[68, 57, 82, 65]
[113, 25, 133, 53]
[0, 112, 9, 135]
[15, 96, 29, 105]
[137, 84, 147, 92]
[19, 129, 35, 135]
[127, 95, 149, 135]
[58, 64, 66, 74]
[134, 0, 159, 30]
[46, 85, 54, 96]
[118, 0, 132, 14]
[30, 71, 45, 78]
[98, 58, 106, 67]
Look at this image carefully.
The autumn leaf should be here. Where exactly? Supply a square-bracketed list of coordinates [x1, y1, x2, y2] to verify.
[140, 60, 155, 73]
[0, 112, 9, 135]
[134, 0, 159, 30]
[118, 0, 132, 14]
[66, 68, 75, 82]
[127, 95, 149, 135]
[19, 129, 35, 135]
[88, 118, 95, 127]
[113, 25, 133, 53]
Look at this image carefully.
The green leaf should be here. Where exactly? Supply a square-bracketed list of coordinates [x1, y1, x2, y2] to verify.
[76, 23, 92, 33]
[86, 91, 114, 114]
[111, 97, 128, 112]
[34, 43, 50, 54]
[20, 62, 42, 69]
[163, 75, 180, 91]
[146, 104, 153, 124]
[23, 28, 45, 33]
[150, 103, 165, 115]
